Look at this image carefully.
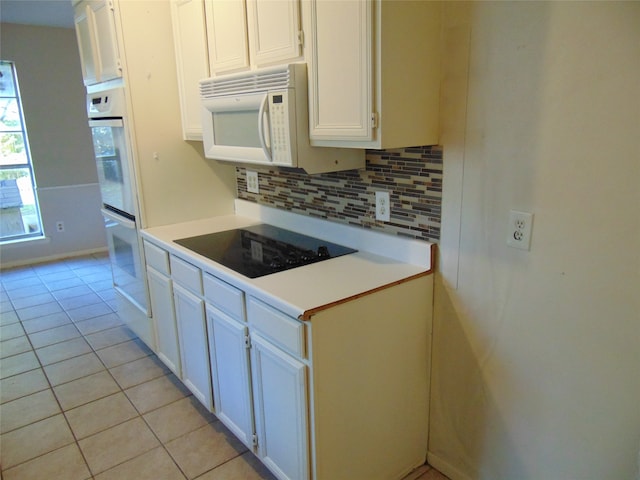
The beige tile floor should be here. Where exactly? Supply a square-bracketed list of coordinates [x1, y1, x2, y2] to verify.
[0, 253, 448, 480]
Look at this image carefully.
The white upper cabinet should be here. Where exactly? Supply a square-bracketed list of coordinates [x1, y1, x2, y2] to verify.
[170, 0, 210, 141]
[73, 0, 122, 86]
[305, 0, 442, 149]
[246, 0, 302, 67]
[204, 0, 249, 74]
[205, 0, 302, 76]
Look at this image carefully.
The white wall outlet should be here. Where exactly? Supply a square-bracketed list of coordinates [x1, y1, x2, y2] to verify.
[246, 171, 259, 194]
[56, 221, 65, 232]
[507, 210, 533, 250]
[375, 191, 391, 222]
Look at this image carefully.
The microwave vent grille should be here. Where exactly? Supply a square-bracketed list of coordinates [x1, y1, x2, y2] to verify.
[200, 64, 301, 98]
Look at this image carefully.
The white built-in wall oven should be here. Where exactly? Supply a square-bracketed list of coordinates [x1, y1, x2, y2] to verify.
[87, 87, 153, 346]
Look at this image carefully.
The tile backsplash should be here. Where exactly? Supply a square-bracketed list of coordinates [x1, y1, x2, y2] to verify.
[236, 145, 442, 243]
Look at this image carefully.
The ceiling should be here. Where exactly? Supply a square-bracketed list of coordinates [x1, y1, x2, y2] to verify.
[1, 0, 75, 29]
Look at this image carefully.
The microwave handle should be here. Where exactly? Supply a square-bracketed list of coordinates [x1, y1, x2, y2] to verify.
[258, 95, 272, 162]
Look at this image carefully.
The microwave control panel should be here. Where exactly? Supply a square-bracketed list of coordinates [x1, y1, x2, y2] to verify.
[269, 91, 293, 164]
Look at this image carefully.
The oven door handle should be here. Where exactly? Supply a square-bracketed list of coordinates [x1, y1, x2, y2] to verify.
[101, 208, 135, 229]
[89, 119, 124, 128]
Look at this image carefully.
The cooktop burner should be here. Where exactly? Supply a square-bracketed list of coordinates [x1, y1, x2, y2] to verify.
[174, 224, 357, 278]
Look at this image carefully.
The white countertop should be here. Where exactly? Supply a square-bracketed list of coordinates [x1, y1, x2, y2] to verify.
[141, 201, 433, 320]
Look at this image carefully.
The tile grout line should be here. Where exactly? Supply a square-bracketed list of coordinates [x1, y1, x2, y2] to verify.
[2, 255, 198, 479]
[1, 255, 275, 480]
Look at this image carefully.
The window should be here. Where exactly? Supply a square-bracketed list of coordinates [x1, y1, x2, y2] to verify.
[0, 60, 43, 242]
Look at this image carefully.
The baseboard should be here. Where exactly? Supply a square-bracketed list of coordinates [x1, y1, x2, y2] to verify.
[427, 452, 473, 480]
[0, 247, 109, 269]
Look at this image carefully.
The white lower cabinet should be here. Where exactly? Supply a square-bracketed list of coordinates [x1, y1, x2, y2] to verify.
[205, 279, 309, 480]
[206, 305, 254, 447]
[173, 282, 213, 411]
[250, 332, 309, 480]
[147, 267, 181, 376]
[143, 237, 433, 480]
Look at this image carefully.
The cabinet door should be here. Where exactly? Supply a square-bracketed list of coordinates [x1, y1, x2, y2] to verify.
[251, 333, 309, 480]
[90, 0, 121, 83]
[174, 283, 213, 410]
[307, 0, 373, 142]
[170, 0, 209, 141]
[74, 2, 99, 85]
[147, 267, 181, 377]
[73, 0, 121, 86]
[206, 305, 254, 447]
[204, 0, 250, 75]
[246, 0, 301, 67]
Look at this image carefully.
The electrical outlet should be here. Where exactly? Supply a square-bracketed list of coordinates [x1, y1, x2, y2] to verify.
[507, 210, 533, 250]
[246, 171, 259, 194]
[375, 191, 390, 222]
[56, 221, 65, 232]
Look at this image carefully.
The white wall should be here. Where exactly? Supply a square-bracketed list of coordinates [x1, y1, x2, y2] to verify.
[431, 2, 640, 479]
[1, 23, 107, 266]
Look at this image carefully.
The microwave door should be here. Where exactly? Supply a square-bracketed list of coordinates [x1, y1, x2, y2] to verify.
[202, 92, 272, 164]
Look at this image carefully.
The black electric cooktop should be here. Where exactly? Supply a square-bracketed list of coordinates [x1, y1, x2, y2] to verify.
[174, 224, 357, 279]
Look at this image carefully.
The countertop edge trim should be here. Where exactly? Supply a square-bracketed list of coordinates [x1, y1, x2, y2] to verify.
[301, 244, 435, 321]
[300, 268, 434, 321]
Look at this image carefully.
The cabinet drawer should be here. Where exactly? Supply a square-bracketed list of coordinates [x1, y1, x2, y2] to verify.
[170, 255, 202, 294]
[144, 240, 170, 275]
[203, 273, 245, 321]
[247, 297, 305, 358]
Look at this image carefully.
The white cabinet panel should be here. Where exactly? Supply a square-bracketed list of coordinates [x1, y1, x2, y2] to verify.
[207, 305, 254, 447]
[74, 5, 98, 85]
[91, 0, 121, 81]
[307, 0, 372, 141]
[147, 267, 181, 376]
[174, 283, 213, 410]
[251, 333, 309, 480]
[73, 0, 122, 86]
[205, 0, 250, 74]
[205, 0, 302, 75]
[170, 0, 210, 140]
[246, 0, 301, 67]
[305, 0, 441, 149]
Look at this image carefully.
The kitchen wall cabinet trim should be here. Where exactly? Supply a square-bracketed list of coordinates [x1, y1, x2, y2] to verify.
[305, 0, 441, 149]
[170, 0, 209, 141]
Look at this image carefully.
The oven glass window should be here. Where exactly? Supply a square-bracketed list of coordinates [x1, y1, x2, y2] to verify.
[91, 124, 133, 215]
[112, 234, 136, 278]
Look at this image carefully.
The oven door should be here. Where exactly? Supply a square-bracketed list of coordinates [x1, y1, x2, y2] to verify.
[90, 119, 136, 216]
[102, 208, 148, 315]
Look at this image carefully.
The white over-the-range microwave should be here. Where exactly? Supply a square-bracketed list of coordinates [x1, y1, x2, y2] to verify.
[200, 63, 363, 174]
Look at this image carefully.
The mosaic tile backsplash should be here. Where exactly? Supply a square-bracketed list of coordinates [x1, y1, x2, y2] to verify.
[236, 145, 443, 242]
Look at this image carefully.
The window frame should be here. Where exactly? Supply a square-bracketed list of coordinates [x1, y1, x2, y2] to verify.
[0, 60, 44, 243]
